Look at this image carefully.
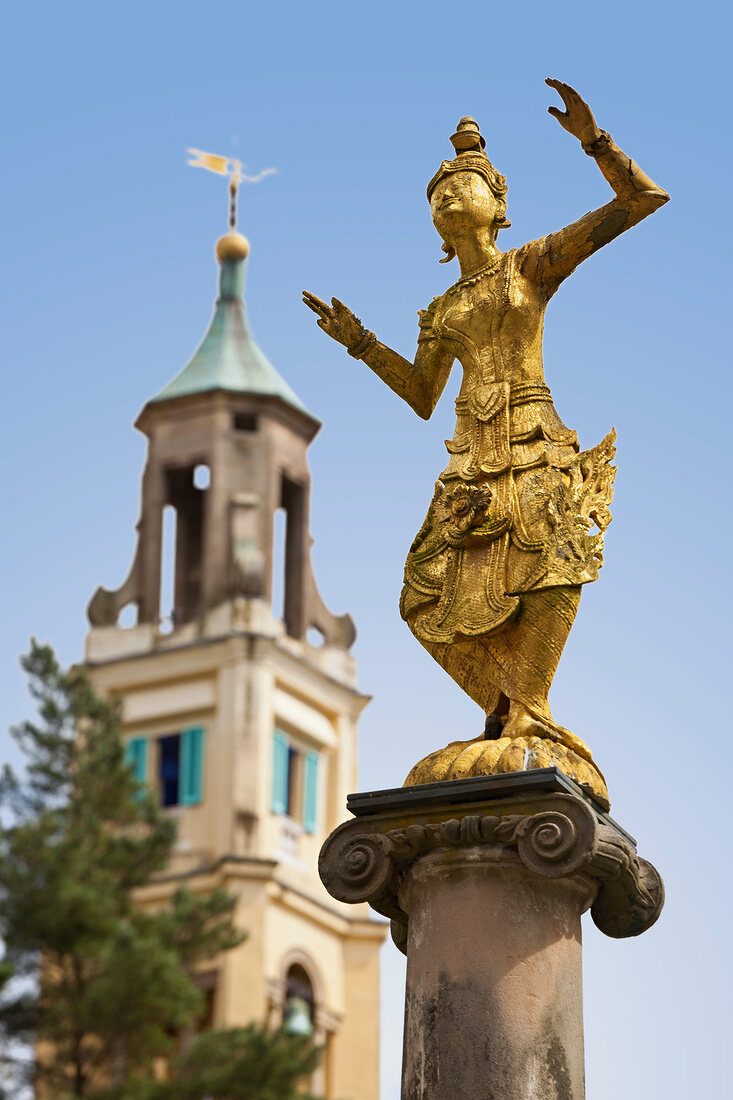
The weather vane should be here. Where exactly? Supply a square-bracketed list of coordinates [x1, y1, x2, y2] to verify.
[187, 148, 276, 230]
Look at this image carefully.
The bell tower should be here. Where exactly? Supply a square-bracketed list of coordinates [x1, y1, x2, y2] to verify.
[84, 196, 386, 1098]
[88, 227, 354, 649]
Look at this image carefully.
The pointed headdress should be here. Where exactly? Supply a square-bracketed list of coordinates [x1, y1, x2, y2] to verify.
[427, 117, 509, 220]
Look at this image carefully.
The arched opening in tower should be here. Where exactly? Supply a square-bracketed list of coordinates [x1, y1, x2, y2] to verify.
[284, 963, 315, 1035]
[159, 463, 209, 626]
[273, 474, 307, 640]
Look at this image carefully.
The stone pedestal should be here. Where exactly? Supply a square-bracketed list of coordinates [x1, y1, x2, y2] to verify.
[319, 768, 663, 1100]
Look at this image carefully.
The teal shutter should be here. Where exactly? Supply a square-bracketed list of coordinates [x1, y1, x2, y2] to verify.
[303, 751, 319, 834]
[271, 731, 289, 815]
[124, 737, 147, 789]
[180, 726, 204, 806]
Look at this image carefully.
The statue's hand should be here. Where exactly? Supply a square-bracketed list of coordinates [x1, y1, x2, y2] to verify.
[302, 291, 366, 350]
[545, 78, 601, 146]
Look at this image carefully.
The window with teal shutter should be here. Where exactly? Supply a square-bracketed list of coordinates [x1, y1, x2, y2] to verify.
[271, 731, 289, 815]
[303, 751, 319, 834]
[180, 726, 204, 806]
[124, 737, 147, 789]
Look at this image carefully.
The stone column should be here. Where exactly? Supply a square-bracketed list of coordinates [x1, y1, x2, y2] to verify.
[319, 769, 663, 1100]
[400, 847, 591, 1099]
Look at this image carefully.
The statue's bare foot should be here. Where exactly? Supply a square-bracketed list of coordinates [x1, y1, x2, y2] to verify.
[404, 701, 609, 808]
[502, 704, 553, 742]
[502, 702, 600, 773]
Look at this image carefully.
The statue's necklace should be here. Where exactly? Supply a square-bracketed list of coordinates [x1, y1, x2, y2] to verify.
[446, 255, 502, 297]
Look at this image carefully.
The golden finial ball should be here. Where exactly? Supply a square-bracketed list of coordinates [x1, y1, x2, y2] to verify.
[216, 230, 250, 262]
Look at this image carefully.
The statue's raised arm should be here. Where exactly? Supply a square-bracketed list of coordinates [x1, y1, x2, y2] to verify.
[303, 81, 668, 813]
[524, 79, 669, 295]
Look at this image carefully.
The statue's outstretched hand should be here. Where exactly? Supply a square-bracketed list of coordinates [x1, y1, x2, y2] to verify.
[545, 78, 601, 146]
[302, 291, 366, 350]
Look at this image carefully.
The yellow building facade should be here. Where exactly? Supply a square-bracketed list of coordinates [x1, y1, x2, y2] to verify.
[84, 225, 386, 1098]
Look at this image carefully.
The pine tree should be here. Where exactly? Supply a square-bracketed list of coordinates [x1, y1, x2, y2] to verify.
[0, 642, 246, 1098]
[172, 1025, 323, 1100]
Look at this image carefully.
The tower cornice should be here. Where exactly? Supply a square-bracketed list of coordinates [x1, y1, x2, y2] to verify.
[134, 386, 321, 443]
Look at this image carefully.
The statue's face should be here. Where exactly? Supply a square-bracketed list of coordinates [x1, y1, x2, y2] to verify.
[430, 170, 498, 238]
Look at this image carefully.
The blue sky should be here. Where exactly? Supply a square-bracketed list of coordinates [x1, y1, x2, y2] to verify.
[2, 2, 731, 1096]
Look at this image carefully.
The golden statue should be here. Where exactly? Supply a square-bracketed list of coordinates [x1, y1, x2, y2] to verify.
[304, 80, 668, 809]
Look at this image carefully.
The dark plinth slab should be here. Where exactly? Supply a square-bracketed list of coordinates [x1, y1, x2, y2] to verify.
[347, 767, 636, 847]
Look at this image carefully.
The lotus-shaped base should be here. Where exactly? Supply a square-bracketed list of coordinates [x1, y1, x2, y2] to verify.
[404, 733, 609, 810]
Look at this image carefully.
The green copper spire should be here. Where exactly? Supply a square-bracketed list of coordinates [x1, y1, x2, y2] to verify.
[150, 233, 314, 419]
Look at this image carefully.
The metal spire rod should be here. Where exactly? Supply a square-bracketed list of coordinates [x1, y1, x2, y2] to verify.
[228, 160, 241, 230]
[187, 148, 276, 231]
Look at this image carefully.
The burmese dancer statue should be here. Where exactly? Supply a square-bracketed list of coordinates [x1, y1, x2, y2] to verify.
[304, 80, 668, 809]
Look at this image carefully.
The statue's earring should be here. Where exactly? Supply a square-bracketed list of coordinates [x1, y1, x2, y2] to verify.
[494, 210, 512, 230]
[439, 242, 457, 264]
